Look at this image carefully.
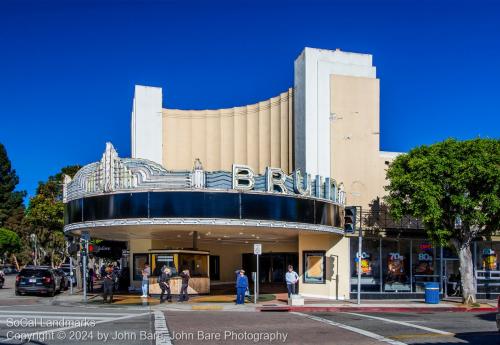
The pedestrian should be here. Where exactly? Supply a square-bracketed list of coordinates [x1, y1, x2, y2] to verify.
[285, 265, 299, 297]
[235, 269, 248, 305]
[102, 265, 115, 303]
[87, 267, 94, 293]
[141, 263, 150, 298]
[178, 268, 190, 302]
[158, 266, 172, 303]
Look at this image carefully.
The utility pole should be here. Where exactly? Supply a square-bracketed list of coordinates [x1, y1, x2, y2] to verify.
[81, 231, 90, 303]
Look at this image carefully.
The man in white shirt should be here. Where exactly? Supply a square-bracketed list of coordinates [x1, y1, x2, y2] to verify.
[285, 265, 299, 297]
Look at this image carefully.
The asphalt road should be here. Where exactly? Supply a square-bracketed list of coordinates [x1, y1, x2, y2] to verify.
[163, 310, 499, 345]
[0, 275, 498, 345]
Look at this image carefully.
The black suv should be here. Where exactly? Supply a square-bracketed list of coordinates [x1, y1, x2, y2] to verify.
[15, 267, 63, 297]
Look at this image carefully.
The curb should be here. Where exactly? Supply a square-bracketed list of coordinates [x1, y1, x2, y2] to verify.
[258, 306, 498, 313]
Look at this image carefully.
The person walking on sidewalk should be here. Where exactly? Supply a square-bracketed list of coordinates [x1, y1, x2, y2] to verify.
[285, 265, 299, 297]
[159, 266, 172, 303]
[235, 269, 248, 305]
[178, 268, 190, 302]
[141, 263, 150, 298]
[102, 265, 115, 304]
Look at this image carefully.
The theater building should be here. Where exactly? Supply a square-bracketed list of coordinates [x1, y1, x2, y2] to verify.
[65, 47, 498, 299]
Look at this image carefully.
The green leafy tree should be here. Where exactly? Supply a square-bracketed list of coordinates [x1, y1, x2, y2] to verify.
[25, 165, 81, 267]
[0, 143, 26, 268]
[0, 143, 26, 229]
[0, 228, 21, 261]
[385, 138, 500, 304]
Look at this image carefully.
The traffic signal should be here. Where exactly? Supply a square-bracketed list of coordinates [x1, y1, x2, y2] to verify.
[344, 206, 357, 234]
[80, 239, 87, 256]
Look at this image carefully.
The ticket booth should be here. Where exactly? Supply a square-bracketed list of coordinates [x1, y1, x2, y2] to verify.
[133, 249, 210, 295]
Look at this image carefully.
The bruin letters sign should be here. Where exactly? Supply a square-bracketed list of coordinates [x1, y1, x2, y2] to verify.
[231, 164, 345, 203]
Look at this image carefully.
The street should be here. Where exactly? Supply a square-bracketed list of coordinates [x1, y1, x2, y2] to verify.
[0, 275, 498, 345]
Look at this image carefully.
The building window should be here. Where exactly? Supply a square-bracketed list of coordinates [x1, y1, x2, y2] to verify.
[350, 238, 381, 292]
[132, 254, 149, 281]
[303, 251, 326, 284]
[151, 254, 176, 277]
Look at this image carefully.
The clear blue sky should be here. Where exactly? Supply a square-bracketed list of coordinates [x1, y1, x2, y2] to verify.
[0, 0, 499, 200]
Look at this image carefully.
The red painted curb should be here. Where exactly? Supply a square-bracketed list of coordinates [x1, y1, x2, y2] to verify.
[258, 306, 497, 313]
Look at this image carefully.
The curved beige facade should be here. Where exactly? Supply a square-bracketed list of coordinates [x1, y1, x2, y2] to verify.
[162, 88, 293, 174]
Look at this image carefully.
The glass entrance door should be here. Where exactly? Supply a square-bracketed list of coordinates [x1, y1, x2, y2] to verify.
[443, 259, 461, 297]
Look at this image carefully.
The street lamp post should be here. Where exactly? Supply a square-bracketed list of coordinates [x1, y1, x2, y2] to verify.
[30, 234, 37, 266]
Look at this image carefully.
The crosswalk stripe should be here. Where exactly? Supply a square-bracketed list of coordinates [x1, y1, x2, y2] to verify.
[0, 312, 151, 343]
[292, 312, 407, 345]
[345, 313, 453, 336]
[154, 311, 172, 345]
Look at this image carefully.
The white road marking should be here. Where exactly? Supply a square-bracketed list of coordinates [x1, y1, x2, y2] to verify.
[154, 311, 172, 345]
[0, 312, 150, 343]
[292, 312, 407, 345]
[345, 312, 453, 336]
[0, 316, 113, 324]
[0, 310, 136, 316]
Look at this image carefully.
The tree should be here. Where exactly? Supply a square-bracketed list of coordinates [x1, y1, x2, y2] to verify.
[25, 165, 81, 267]
[385, 138, 500, 304]
[0, 143, 25, 229]
[0, 228, 21, 266]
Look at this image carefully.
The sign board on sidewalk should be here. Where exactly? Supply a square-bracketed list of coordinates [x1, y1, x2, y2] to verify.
[254, 243, 262, 255]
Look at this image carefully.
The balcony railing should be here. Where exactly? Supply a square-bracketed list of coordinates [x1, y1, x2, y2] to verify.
[360, 210, 424, 230]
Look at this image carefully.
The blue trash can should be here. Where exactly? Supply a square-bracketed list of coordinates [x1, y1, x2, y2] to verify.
[424, 282, 440, 304]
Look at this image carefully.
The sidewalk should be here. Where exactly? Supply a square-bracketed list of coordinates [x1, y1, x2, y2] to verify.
[53, 291, 498, 313]
[257, 293, 498, 313]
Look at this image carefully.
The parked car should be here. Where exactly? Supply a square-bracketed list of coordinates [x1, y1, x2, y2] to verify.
[15, 267, 63, 297]
[496, 295, 500, 332]
[60, 264, 77, 286]
[54, 268, 69, 291]
[3, 265, 19, 275]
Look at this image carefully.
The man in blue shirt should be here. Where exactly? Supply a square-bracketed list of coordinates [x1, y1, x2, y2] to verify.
[285, 265, 299, 297]
[235, 269, 248, 304]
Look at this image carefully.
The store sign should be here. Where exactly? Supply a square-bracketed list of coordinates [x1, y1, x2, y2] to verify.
[419, 243, 432, 251]
[64, 144, 346, 204]
[254, 244, 262, 255]
[232, 164, 343, 202]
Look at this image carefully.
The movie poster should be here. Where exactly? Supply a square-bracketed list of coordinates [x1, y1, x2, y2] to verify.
[482, 249, 497, 270]
[354, 252, 373, 276]
[415, 244, 434, 275]
[387, 252, 406, 283]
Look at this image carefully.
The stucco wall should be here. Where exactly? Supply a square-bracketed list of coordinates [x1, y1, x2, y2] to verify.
[330, 74, 399, 209]
[162, 89, 293, 174]
[298, 233, 350, 300]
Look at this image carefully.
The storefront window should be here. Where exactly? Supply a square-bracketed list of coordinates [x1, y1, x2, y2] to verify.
[381, 239, 411, 292]
[303, 251, 326, 284]
[178, 254, 208, 277]
[151, 254, 176, 277]
[350, 238, 381, 292]
[412, 240, 439, 292]
[475, 241, 500, 295]
[132, 254, 149, 281]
